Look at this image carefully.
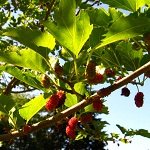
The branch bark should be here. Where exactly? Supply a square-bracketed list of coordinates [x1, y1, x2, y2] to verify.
[0, 61, 150, 141]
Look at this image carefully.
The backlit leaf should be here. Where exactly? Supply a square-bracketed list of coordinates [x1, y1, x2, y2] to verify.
[43, 0, 93, 57]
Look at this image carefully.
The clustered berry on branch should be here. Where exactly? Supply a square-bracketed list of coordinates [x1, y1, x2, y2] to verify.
[46, 90, 66, 111]
[92, 96, 103, 111]
[41, 75, 51, 88]
[105, 68, 116, 78]
[66, 117, 78, 139]
[134, 92, 144, 108]
[54, 65, 64, 77]
[80, 114, 93, 126]
[23, 125, 31, 135]
[121, 87, 130, 97]
[86, 62, 104, 84]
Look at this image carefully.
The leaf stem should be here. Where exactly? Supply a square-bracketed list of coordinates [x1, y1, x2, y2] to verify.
[74, 56, 79, 82]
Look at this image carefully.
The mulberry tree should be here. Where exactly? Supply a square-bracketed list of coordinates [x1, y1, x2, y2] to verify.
[0, 0, 150, 148]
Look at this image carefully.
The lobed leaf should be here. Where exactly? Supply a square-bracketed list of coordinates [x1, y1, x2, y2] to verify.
[94, 15, 150, 50]
[43, 0, 93, 57]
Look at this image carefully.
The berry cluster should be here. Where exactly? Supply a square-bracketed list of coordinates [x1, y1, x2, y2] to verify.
[23, 125, 31, 135]
[92, 96, 103, 111]
[41, 75, 50, 88]
[80, 114, 92, 126]
[86, 62, 104, 84]
[88, 73, 104, 84]
[97, 88, 111, 98]
[46, 90, 66, 111]
[134, 92, 144, 108]
[121, 87, 130, 97]
[54, 65, 64, 77]
[66, 117, 78, 139]
[86, 62, 96, 80]
[105, 69, 116, 78]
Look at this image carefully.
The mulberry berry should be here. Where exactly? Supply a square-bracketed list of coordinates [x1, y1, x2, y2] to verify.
[66, 126, 76, 139]
[134, 92, 144, 108]
[46, 94, 59, 111]
[97, 88, 111, 98]
[121, 87, 130, 97]
[56, 90, 66, 108]
[115, 76, 122, 82]
[86, 62, 96, 80]
[88, 73, 104, 84]
[68, 117, 78, 130]
[41, 75, 50, 88]
[80, 114, 92, 125]
[23, 125, 31, 135]
[92, 97, 103, 111]
[54, 65, 64, 77]
[105, 69, 116, 77]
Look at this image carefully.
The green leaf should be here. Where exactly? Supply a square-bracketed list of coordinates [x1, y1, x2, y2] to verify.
[3, 27, 55, 58]
[0, 94, 15, 114]
[64, 93, 78, 107]
[0, 66, 44, 90]
[0, 49, 49, 73]
[116, 41, 143, 70]
[140, 54, 150, 66]
[116, 124, 127, 134]
[87, 8, 111, 27]
[19, 94, 48, 123]
[94, 45, 122, 68]
[89, 27, 106, 48]
[43, 0, 93, 57]
[136, 129, 150, 138]
[101, 0, 149, 12]
[95, 15, 150, 50]
[74, 82, 86, 96]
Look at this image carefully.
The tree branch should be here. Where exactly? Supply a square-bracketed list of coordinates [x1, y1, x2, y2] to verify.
[3, 77, 20, 95]
[41, 0, 55, 32]
[0, 61, 150, 141]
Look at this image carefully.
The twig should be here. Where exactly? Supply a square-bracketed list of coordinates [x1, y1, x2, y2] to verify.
[1, 61, 150, 141]
[3, 77, 20, 95]
[41, 0, 55, 32]
[11, 88, 36, 94]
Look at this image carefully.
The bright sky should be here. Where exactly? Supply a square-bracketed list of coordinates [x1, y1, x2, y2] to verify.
[99, 76, 150, 150]
[95, 3, 150, 149]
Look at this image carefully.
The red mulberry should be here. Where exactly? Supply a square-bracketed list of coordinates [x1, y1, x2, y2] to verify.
[46, 94, 59, 111]
[86, 62, 96, 80]
[55, 65, 64, 77]
[97, 88, 111, 98]
[23, 125, 31, 135]
[66, 126, 76, 139]
[88, 73, 104, 84]
[105, 69, 116, 77]
[134, 92, 144, 108]
[80, 114, 92, 125]
[68, 117, 78, 130]
[41, 75, 50, 88]
[92, 97, 103, 111]
[56, 90, 66, 108]
[121, 87, 130, 97]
